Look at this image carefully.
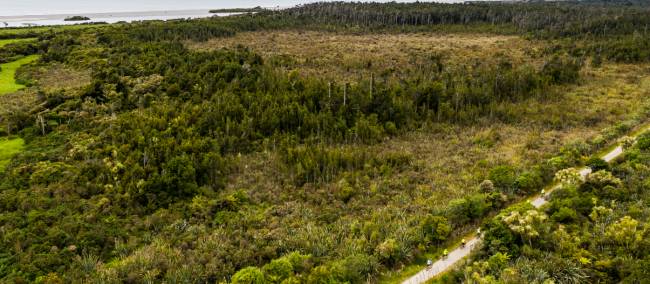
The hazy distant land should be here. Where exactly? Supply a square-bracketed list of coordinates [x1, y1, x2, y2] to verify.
[0, 9, 232, 28]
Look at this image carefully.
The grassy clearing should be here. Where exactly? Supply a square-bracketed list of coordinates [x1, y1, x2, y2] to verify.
[187, 30, 541, 80]
[0, 55, 39, 95]
[0, 137, 24, 171]
[0, 38, 37, 48]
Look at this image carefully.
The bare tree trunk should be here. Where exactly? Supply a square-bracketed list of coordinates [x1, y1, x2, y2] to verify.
[328, 81, 332, 100]
[370, 73, 374, 100]
[5, 118, 11, 136]
[37, 114, 45, 136]
[328, 81, 332, 109]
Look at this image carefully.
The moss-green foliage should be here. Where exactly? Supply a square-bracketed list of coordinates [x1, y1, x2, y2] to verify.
[0, 137, 24, 171]
[0, 38, 36, 48]
[0, 55, 39, 95]
[232, 267, 265, 284]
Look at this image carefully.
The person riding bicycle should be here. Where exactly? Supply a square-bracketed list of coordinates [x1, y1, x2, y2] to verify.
[426, 259, 433, 269]
[461, 238, 466, 248]
[443, 249, 449, 259]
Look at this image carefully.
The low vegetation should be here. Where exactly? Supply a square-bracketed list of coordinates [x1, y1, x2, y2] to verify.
[187, 31, 535, 81]
[0, 1, 649, 283]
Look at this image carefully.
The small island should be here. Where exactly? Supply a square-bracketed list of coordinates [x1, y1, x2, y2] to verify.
[209, 6, 266, 13]
[64, 16, 91, 22]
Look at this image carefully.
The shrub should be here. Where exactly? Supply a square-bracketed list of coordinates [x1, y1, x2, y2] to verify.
[554, 168, 583, 187]
[581, 170, 623, 199]
[479, 180, 495, 193]
[307, 265, 341, 284]
[467, 194, 492, 219]
[420, 215, 451, 244]
[591, 53, 602, 67]
[448, 194, 492, 226]
[375, 238, 400, 265]
[584, 170, 622, 189]
[448, 198, 470, 225]
[586, 157, 609, 172]
[334, 254, 379, 283]
[489, 166, 517, 193]
[541, 55, 582, 84]
[481, 218, 520, 256]
[515, 170, 543, 194]
[559, 140, 591, 164]
[284, 252, 312, 273]
[551, 207, 578, 223]
[619, 136, 636, 149]
[636, 132, 650, 151]
[263, 258, 293, 283]
[352, 114, 385, 144]
[232, 267, 265, 284]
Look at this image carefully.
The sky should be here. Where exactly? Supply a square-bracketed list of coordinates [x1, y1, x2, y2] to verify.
[0, 0, 448, 16]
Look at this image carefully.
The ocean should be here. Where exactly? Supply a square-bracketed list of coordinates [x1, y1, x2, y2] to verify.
[0, 0, 307, 16]
[0, 0, 442, 28]
[0, 10, 228, 28]
[0, 0, 295, 28]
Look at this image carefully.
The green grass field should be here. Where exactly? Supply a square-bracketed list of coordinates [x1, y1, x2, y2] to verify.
[0, 38, 36, 48]
[0, 137, 24, 171]
[0, 55, 39, 95]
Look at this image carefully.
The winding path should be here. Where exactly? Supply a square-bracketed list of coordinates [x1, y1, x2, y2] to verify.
[402, 143, 629, 284]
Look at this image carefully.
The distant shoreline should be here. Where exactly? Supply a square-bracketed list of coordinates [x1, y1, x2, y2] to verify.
[0, 9, 218, 21]
[0, 6, 288, 20]
[0, 9, 234, 28]
[209, 6, 267, 13]
[0, 6, 291, 28]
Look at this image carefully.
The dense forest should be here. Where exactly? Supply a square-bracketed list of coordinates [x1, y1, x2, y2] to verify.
[0, 1, 650, 283]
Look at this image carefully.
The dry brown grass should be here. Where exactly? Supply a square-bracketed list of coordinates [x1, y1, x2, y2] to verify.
[21, 63, 92, 92]
[187, 30, 540, 80]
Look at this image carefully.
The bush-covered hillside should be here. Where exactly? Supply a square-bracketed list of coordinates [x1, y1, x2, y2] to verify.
[0, 1, 650, 283]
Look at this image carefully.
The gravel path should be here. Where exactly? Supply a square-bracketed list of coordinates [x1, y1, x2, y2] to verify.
[401, 142, 629, 284]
